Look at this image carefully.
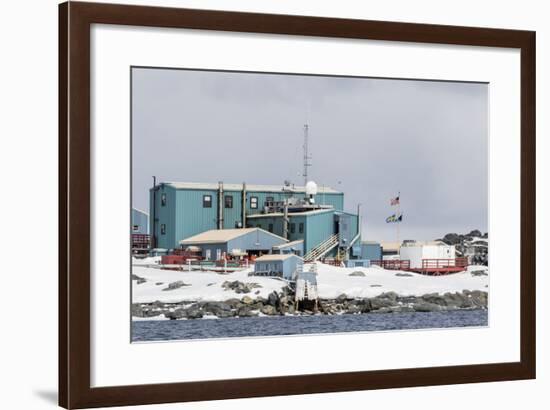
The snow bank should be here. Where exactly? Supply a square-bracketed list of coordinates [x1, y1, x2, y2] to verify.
[132, 256, 161, 266]
[132, 266, 287, 303]
[314, 263, 488, 299]
[132, 262, 489, 304]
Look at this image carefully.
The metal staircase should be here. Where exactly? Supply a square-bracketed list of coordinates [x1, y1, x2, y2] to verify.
[303, 234, 339, 262]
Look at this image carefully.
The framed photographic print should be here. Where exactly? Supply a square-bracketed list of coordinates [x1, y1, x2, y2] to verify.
[59, 1, 536, 408]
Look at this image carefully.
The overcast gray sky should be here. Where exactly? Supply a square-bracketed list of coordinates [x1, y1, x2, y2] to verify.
[132, 67, 488, 242]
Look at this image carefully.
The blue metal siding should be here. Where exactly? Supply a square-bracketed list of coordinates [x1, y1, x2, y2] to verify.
[282, 256, 301, 280]
[275, 241, 304, 256]
[246, 214, 312, 248]
[336, 211, 360, 247]
[226, 230, 287, 252]
[316, 192, 344, 210]
[131, 209, 149, 234]
[193, 243, 228, 260]
[222, 191, 242, 229]
[150, 185, 177, 249]
[247, 215, 285, 237]
[361, 243, 382, 261]
[346, 259, 372, 268]
[254, 255, 302, 280]
[175, 189, 219, 246]
[304, 211, 336, 254]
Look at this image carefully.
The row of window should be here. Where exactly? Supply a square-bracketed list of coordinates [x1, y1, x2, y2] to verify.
[160, 192, 276, 210]
[201, 194, 268, 209]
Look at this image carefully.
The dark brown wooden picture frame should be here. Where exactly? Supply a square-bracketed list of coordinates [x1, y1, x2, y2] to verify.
[59, 1, 536, 408]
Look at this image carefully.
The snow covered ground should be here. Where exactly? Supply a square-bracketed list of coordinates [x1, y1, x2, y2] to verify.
[132, 261, 488, 304]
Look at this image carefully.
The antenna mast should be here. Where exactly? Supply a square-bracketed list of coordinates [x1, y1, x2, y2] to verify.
[303, 124, 311, 186]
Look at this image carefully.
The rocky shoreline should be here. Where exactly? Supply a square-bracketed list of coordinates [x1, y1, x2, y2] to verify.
[132, 287, 488, 320]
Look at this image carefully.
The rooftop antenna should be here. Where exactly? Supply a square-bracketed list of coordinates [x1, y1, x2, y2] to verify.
[302, 123, 311, 186]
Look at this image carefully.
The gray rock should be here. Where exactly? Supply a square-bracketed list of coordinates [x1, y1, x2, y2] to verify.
[336, 293, 348, 302]
[349, 271, 366, 277]
[395, 273, 413, 277]
[421, 293, 448, 306]
[131, 274, 147, 284]
[260, 305, 277, 315]
[470, 270, 488, 276]
[379, 291, 399, 302]
[267, 291, 280, 307]
[165, 308, 187, 320]
[162, 280, 190, 291]
[369, 297, 395, 310]
[224, 298, 241, 308]
[222, 280, 262, 294]
[412, 302, 442, 312]
[345, 305, 362, 314]
[241, 295, 254, 305]
[201, 301, 232, 316]
[237, 306, 258, 317]
[184, 304, 204, 319]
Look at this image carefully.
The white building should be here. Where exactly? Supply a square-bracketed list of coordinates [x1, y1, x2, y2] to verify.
[399, 240, 456, 269]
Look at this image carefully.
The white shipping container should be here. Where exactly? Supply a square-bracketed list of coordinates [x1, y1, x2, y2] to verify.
[400, 243, 455, 269]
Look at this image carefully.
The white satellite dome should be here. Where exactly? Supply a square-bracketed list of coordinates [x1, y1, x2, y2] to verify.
[305, 180, 318, 196]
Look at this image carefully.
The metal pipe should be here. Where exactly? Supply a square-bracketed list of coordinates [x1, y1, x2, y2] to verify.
[241, 182, 247, 228]
[151, 176, 156, 249]
[283, 199, 289, 239]
[218, 181, 224, 230]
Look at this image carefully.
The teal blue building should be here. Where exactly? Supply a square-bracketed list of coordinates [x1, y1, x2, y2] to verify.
[150, 181, 360, 260]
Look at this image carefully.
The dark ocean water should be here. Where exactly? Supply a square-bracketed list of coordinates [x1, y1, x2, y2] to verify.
[132, 309, 488, 342]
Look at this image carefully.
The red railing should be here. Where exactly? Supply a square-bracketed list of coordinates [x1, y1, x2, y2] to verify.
[131, 233, 150, 249]
[320, 258, 344, 266]
[370, 260, 411, 270]
[421, 257, 468, 270]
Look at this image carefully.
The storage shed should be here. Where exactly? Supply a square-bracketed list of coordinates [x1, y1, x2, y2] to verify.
[253, 254, 303, 280]
[179, 228, 288, 260]
[400, 241, 455, 269]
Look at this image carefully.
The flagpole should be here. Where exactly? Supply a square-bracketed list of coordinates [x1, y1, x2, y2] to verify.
[397, 191, 400, 253]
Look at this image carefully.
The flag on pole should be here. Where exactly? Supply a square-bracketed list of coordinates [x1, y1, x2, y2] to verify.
[390, 193, 400, 206]
[386, 212, 403, 223]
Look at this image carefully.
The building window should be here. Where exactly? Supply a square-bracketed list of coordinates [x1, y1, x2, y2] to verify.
[160, 224, 166, 235]
[268, 223, 274, 233]
[265, 196, 274, 206]
[298, 222, 304, 234]
[205, 249, 211, 260]
[224, 195, 233, 208]
[203, 195, 212, 208]
[250, 196, 258, 209]
[216, 249, 222, 260]
[161, 193, 166, 206]
[132, 224, 139, 232]
[290, 223, 296, 234]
